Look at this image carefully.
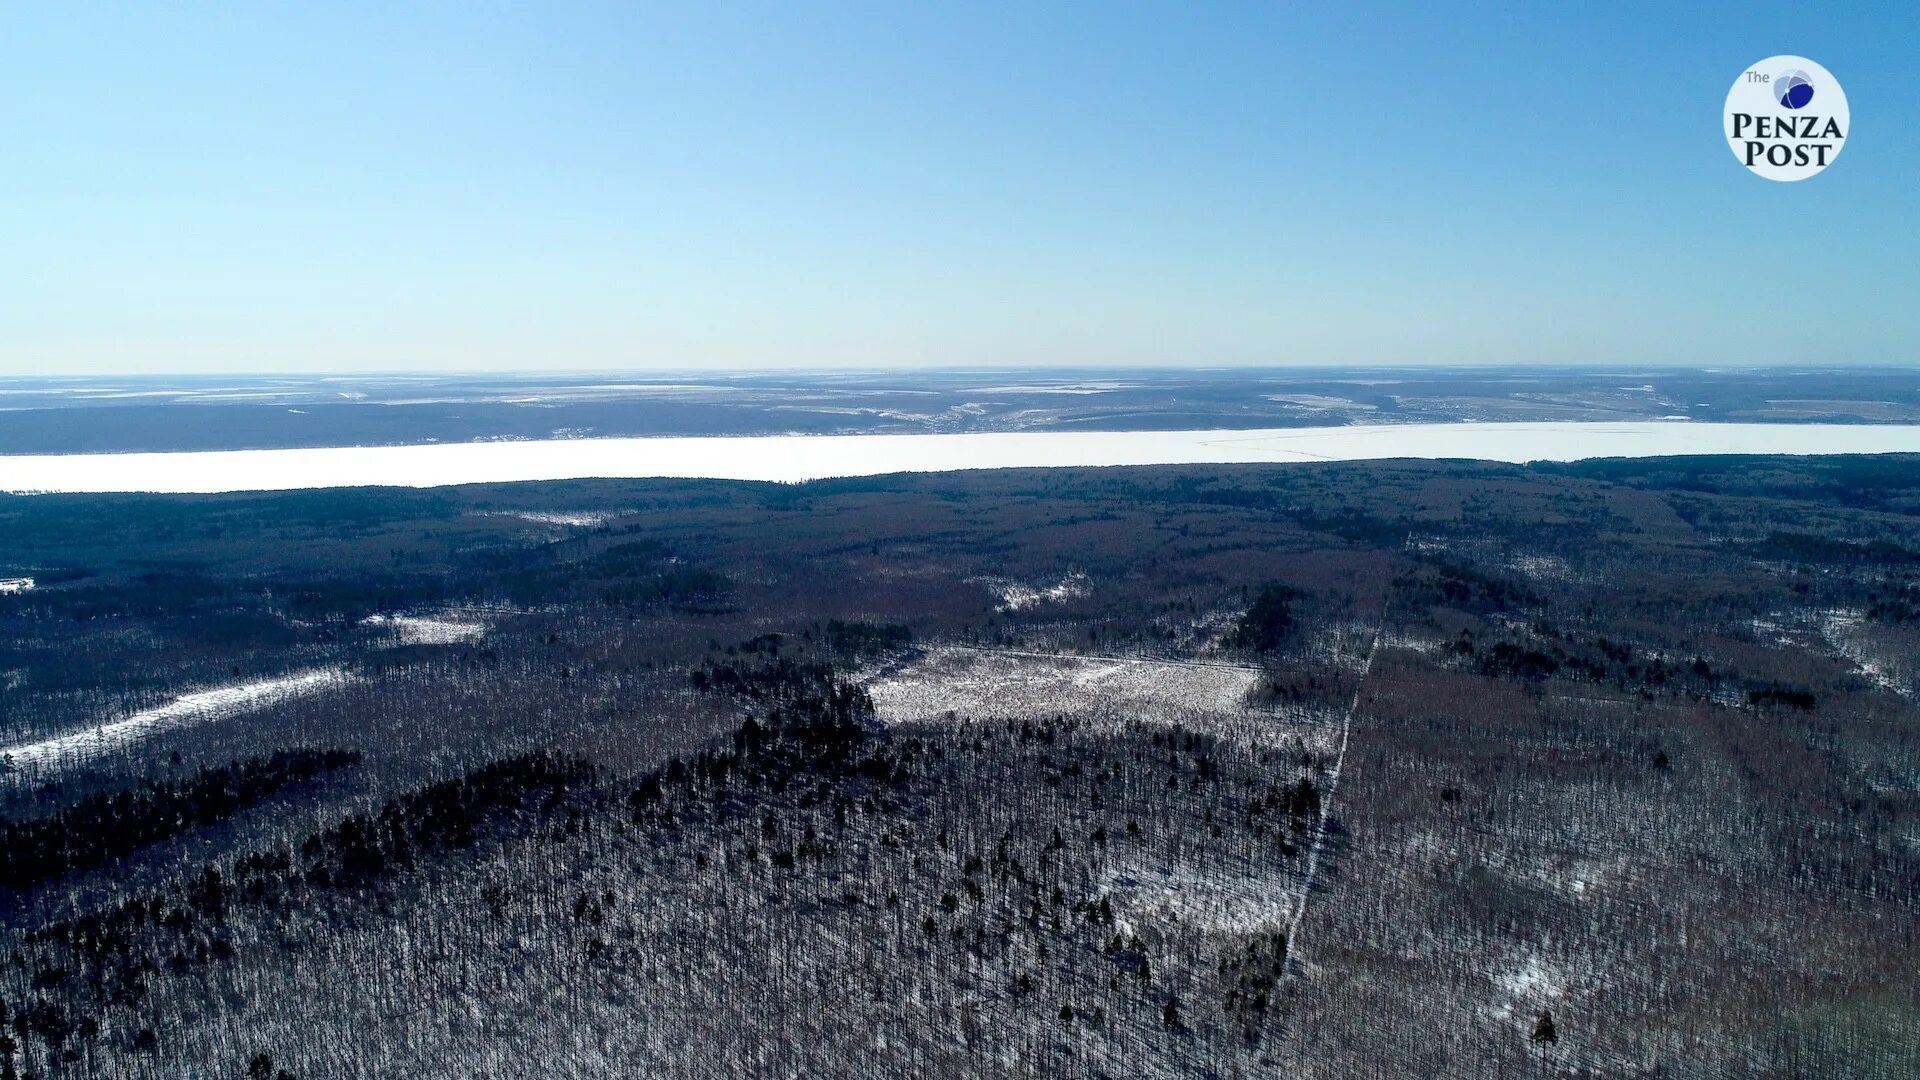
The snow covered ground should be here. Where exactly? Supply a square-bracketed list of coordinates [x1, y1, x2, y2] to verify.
[1819, 608, 1916, 699]
[478, 510, 612, 528]
[870, 647, 1261, 726]
[868, 646, 1347, 756]
[0, 669, 348, 773]
[871, 645, 1350, 945]
[976, 572, 1090, 612]
[361, 612, 490, 646]
[7, 422, 1920, 493]
[1102, 860, 1304, 935]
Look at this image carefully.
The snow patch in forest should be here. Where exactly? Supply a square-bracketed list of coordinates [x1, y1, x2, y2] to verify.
[1510, 554, 1575, 582]
[869, 647, 1340, 759]
[870, 647, 1259, 725]
[1493, 955, 1567, 1011]
[361, 612, 490, 645]
[0, 669, 348, 773]
[480, 510, 611, 528]
[1544, 855, 1631, 900]
[977, 573, 1090, 612]
[1378, 629, 1449, 656]
[1818, 608, 1913, 698]
[1100, 862, 1300, 934]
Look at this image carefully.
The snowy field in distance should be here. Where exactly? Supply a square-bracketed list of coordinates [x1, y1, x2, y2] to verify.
[6, 421, 1920, 493]
[870, 647, 1258, 722]
[868, 645, 1340, 751]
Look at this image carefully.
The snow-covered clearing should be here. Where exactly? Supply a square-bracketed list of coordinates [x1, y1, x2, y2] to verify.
[361, 612, 490, 645]
[0, 669, 348, 774]
[869, 646, 1291, 736]
[871, 644, 1353, 941]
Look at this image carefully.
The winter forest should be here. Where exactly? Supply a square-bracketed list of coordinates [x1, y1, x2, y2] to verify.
[2, 455, 1918, 1077]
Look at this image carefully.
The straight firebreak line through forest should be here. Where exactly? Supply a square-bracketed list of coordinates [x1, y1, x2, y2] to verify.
[1284, 625, 1381, 975]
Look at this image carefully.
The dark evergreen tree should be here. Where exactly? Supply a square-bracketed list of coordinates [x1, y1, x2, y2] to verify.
[1531, 1009, 1558, 1076]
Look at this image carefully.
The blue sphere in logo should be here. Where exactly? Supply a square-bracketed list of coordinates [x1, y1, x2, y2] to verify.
[1775, 70, 1814, 109]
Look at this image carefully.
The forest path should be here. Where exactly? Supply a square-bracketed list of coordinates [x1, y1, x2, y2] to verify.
[1283, 626, 1380, 973]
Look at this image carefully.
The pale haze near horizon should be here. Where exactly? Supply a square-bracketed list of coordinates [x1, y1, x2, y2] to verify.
[3, 3, 1916, 377]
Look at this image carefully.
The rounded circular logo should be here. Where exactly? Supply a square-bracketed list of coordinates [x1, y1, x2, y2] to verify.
[1725, 55, 1848, 181]
[1774, 69, 1814, 109]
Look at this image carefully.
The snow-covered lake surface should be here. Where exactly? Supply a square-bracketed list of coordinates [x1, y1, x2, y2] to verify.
[4, 422, 1919, 493]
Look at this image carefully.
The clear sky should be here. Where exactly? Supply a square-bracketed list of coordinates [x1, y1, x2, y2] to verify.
[3, 2, 1915, 375]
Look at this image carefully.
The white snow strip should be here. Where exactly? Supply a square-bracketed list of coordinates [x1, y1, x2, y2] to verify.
[479, 510, 610, 528]
[6, 422, 1920, 493]
[1, 669, 348, 772]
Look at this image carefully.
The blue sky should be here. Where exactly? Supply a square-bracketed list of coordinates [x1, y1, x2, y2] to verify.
[2, 2, 1914, 374]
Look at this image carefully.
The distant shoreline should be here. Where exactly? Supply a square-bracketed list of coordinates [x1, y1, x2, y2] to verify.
[4, 367, 1919, 456]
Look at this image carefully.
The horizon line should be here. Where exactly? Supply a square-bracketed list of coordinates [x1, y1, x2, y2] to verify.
[2, 360, 1917, 382]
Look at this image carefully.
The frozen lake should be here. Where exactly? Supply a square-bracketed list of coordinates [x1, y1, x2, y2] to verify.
[3, 422, 1919, 493]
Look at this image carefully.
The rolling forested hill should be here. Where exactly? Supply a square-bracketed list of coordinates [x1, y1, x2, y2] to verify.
[2, 455, 1918, 1077]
